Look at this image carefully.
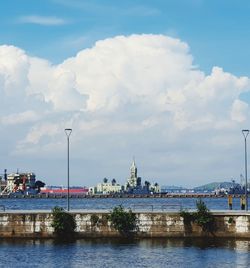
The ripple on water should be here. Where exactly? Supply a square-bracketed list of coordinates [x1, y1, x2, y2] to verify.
[0, 238, 249, 268]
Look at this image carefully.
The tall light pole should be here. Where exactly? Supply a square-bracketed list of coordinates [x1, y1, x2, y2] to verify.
[65, 128, 72, 211]
[242, 129, 249, 211]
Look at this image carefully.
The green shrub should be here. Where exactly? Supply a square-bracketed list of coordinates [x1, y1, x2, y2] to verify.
[193, 199, 214, 232]
[51, 206, 76, 237]
[109, 205, 137, 236]
[180, 199, 215, 233]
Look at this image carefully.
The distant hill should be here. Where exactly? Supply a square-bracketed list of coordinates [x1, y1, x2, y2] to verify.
[194, 182, 220, 191]
[194, 181, 238, 191]
[161, 185, 185, 190]
[161, 181, 240, 192]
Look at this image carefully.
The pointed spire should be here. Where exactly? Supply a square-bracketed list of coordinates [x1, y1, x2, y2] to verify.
[131, 157, 136, 169]
[130, 157, 137, 179]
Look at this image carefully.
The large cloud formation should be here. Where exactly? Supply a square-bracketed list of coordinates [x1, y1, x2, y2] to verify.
[0, 34, 249, 186]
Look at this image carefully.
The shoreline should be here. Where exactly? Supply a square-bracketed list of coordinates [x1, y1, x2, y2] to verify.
[0, 193, 240, 199]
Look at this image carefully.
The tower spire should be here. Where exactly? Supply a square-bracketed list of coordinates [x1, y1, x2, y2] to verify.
[132, 156, 136, 167]
[127, 158, 138, 189]
[130, 157, 137, 179]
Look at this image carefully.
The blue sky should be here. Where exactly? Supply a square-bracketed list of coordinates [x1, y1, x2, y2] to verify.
[1, 0, 250, 75]
[1, 0, 250, 187]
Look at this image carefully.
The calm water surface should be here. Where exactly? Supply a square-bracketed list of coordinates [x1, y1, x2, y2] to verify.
[0, 238, 249, 268]
[0, 197, 248, 211]
[0, 198, 250, 267]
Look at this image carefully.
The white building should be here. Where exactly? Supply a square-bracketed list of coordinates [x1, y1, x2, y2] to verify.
[96, 182, 122, 194]
[150, 183, 161, 193]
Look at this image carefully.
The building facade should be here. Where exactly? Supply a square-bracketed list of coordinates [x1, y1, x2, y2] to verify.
[96, 182, 122, 194]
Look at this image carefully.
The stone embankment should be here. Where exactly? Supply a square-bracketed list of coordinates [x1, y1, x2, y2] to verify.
[0, 211, 249, 238]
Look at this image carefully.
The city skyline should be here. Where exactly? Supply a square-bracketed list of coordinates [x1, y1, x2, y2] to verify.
[1, 0, 250, 187]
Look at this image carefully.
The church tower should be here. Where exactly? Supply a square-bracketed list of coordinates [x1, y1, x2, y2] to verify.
[127, 159, 137, 188]
[130, 159, 137, 179]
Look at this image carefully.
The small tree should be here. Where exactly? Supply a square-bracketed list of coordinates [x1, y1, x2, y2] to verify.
[180, 199, 215, 233]
[109, 205, 137, 236]
[51, 206, 76, 237]
[193, 199, 214, 232]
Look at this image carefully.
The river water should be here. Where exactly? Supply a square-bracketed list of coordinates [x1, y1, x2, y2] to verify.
[0, 198, 250, 267]
[0, 197, 249, 211]
[0, 238, 249, 267]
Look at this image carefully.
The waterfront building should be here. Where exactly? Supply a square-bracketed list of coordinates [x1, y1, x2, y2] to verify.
[90, 178, 122, 194]
[150, 183, 160, 193]
[125, 160, 160, 194]
[96, 181, 122, 194]
[88, 186, 96, 195]
[90, 160, 160, 195]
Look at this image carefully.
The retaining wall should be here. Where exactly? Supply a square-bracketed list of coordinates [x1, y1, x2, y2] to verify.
[0, 211, 249, 238]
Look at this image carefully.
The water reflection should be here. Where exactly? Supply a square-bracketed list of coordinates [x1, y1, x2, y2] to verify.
[1, 237, 250, 250]
[0, 238, 249, 267]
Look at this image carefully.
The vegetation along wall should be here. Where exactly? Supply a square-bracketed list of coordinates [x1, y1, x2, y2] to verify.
[0, 211, 249, 238]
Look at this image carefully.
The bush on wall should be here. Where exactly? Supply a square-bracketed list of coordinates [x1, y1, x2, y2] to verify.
[51, 206, 76, 237]
[109, 205, 137, 236]
[193, 199, 215, 232]
[180, 199, 215, 232]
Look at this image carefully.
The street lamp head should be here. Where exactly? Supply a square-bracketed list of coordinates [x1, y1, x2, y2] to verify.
[65, 128, 72, 137]
[242, 129, 249, 138]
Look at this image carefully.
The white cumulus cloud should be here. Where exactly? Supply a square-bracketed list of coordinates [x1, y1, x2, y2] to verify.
[0, 34, 250, 186]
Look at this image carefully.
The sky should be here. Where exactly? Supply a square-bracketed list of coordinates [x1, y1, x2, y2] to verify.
[1, 0, 250, 188]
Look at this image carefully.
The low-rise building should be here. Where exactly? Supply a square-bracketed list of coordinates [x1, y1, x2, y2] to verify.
[150, 183, 160, 193]
[96, 182, 122, 194]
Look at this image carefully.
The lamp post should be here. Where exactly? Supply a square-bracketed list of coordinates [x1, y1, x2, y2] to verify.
[65, 128, 72, 211]
[242, 129, 249, 211]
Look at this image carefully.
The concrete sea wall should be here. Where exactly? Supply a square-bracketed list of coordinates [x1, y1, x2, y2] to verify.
[0, 211, 249, 238]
